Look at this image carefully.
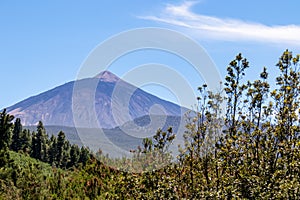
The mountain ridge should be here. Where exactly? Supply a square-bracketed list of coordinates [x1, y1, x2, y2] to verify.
[6, 71, 186, 129]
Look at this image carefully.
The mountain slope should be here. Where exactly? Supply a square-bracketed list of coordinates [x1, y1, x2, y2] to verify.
[7, 71, 185, 129]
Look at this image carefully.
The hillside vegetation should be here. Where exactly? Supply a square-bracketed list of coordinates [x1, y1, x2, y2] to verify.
[1, 50, 300, 199]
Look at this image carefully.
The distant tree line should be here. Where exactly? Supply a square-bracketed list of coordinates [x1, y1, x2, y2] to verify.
[0, 110, 90, 169]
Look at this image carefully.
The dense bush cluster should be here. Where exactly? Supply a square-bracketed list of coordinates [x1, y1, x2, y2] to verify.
[1, 50, 300, 199]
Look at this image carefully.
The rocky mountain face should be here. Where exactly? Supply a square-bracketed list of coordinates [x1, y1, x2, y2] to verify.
[7, 71, 185, 129]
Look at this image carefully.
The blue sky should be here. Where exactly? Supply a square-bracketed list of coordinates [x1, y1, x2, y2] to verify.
[2, 0, 300, 109]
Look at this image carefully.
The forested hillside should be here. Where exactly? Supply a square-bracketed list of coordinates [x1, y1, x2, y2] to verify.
[1, 50, 300, 199]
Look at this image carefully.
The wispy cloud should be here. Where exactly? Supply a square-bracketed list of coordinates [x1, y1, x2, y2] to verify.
[141, 1, 300, 46]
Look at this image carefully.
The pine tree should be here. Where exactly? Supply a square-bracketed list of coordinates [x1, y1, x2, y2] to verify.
[69, 144, 80, 168]
[61, 140, 71, 168]
[0, 109, 14, 168]
[48, 134, 57, 166]
[0, 109, 14, 150]
[56, 131, 66, 167]
[79, 146, 90, 166]
[31, 131, 38, 159]
[11, 118, 23, 152]
[43, 134, 49, 163]
[21, 129, 31, 154]
[36, 121, 47, 162]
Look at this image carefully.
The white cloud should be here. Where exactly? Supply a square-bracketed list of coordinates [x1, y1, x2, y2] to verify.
[141, 1, 300, 46]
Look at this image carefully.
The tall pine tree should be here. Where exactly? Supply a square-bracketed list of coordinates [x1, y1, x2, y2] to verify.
[11, 118, 23, 152]
[56, 131, 66, 167]
[31, 121, 47, 161]
[48, 134, 57, 166]
[68, 144, 80, 168]
[79, 146, 90, 166]
[21, 129, 31, 154]
[0, 109, 14, 150]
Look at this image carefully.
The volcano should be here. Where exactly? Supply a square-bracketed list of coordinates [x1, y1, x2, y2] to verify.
[6, 71, 185, 129]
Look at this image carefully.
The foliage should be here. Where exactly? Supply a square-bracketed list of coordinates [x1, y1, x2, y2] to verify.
[1, 50, 300, 199]
[0, 109, 14, 150]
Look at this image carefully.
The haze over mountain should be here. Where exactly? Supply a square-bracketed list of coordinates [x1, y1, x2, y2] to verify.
[6, 71, 186, 129]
